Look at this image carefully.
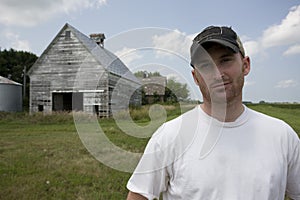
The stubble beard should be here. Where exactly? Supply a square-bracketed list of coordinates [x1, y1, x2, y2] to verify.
[201, 75, 245, 106]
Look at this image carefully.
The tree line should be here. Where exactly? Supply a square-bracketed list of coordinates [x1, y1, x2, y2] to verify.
[0, 48, 38, 109]
[0, 48, 37, 83]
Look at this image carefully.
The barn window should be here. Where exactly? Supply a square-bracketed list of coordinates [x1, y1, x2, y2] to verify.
[65, 31, 71, 40]
[38, 105, 44, 112]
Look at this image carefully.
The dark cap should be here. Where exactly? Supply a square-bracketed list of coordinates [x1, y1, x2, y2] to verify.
[190, 26, 245, 67]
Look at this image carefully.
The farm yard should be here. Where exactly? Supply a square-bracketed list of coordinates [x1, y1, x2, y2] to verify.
[0, 103, 299, 200]
[0, 1, 299, 199]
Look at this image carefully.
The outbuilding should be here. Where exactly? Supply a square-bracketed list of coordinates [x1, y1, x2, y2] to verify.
[28, 23, 141, 117]
[0, 76, 22, 112]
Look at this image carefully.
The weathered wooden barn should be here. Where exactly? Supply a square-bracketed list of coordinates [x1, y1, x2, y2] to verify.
[139, 74, 167, 104]
[28, 23, 141, 117]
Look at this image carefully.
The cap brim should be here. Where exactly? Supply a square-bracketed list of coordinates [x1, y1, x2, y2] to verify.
[200, 39, 240, 53]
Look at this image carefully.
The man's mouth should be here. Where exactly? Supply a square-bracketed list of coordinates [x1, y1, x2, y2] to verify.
[211, 81, 231, 89]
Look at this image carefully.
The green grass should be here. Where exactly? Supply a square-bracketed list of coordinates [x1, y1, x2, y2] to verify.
[247, 103, 300, 135]
[0, 103, 299, 199]
[0, 112, 131, 199]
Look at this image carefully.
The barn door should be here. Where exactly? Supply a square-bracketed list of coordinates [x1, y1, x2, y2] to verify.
[52, 92, 83, 111]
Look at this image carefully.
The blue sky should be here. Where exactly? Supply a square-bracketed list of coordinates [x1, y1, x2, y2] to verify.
[0, 0, 299, 103]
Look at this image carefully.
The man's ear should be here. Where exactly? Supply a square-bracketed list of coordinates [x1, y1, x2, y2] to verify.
[243, 56, 251, 76]
[192, 69, 200, 86]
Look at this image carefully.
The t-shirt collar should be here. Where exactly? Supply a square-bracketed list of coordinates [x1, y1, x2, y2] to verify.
[197, 104, 249, 128]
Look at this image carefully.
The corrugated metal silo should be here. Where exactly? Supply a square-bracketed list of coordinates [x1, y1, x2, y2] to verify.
[0, 76, 23, 112]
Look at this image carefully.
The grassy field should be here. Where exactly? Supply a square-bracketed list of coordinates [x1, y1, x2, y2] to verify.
[0, 103, 299, 200]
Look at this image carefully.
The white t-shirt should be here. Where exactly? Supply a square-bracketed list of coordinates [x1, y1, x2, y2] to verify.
[127, 105, 300, 200]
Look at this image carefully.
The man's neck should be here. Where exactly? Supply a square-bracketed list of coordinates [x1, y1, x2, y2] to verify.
[200, 100, 245, 122]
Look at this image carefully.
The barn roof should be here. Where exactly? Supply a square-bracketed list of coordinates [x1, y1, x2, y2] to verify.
[139, 76, 167, 95]
[0, 76, 22, 86]
[28, 23, 140, 84]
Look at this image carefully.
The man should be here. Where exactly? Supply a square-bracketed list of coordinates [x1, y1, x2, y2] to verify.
[126, 26, 300, 200]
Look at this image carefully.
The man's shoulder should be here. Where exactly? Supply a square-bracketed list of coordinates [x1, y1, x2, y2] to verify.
[151, 106, 200, 141]
[164, 105, 199, 128]
[246, 106, 297, 137]
[246, 106, 284, 124]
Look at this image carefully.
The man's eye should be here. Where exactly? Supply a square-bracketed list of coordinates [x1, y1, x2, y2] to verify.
[200, 62, 213, 69]
[201, 64, 209, 68]
[220, 58, 232, 63]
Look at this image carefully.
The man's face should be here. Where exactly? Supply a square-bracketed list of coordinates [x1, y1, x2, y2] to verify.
[192, 43, 250, 104]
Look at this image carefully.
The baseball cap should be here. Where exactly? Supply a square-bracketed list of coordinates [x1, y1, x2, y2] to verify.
[190, 26, 245, 67]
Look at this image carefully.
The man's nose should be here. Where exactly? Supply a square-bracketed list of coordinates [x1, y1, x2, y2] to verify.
[211, 65, 224, 80]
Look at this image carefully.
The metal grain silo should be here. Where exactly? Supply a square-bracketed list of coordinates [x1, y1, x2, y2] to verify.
[0, 76, 23, 112]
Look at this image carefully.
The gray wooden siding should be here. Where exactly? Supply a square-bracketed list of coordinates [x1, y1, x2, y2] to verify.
[29, 24, 141, 117]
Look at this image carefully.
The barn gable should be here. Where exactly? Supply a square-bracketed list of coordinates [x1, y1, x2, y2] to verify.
[28, 23, 141, 116]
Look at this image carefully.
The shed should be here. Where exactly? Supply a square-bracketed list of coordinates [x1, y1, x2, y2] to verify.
[139, 76, 167, 104]
[28, 23, 141, 117]
[0, 76, 23, 112]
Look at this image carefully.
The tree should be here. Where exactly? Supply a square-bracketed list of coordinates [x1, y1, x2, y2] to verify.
[0, 48, 38, 83]
[134, 71, 145, 78]
[164, 86, 178, 103]
[0, 48, 38, 110]
[166, 78, 189, 102]
[134, 71, 161, 78]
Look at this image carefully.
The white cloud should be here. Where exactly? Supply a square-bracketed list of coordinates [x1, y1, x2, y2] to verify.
[261, 5, 300, 48]
[275, 79, 298, 88]
[114, 47, 143, 67]
[243, 40, 260, 57]
[151, 4, 300, 60]
[2, 30, 31, 51]
[0, 0, 107, 27]
[152, 30, 194, 59]
[151, 4, 300, 61]
[240, 5, 300, 58]
[166, 73, 183, 82]
[283, 44, 300, 56]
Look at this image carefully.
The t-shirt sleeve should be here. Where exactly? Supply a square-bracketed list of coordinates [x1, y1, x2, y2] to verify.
[127, 125, 169, 199]
[285, 124, 300, 199]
